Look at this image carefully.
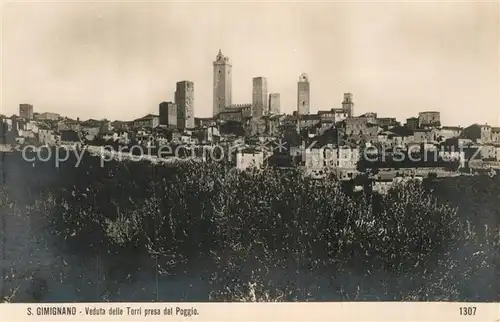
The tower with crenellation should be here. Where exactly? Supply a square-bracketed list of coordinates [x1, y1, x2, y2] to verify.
[297, 74, 310, 115]
[213, 49, 232, 117]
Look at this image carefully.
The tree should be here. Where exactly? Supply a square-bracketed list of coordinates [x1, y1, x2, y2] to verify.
[2, 150, 498, 302]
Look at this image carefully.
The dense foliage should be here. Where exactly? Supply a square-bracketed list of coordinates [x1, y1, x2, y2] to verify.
[1, 148, 499, 301]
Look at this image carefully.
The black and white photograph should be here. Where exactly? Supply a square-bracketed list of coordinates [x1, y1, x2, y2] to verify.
[0, 0, 499, 308]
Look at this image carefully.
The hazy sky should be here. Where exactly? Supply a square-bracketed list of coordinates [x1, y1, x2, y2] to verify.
[1, 1, 499, 126]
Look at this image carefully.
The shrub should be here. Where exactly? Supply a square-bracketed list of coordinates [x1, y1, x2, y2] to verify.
[1, 149, 499, 301]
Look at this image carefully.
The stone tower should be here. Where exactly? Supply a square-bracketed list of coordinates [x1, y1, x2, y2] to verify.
[213, 49, 232, 117]
[297, 74, 310, 115]
[252, 77, 268, 118]
[342, 93, 354, 118]
[19, 104, 34, 120]
[159, 101, 177, 128]
[175, 81, 195, 130]
[268, 93, 280, 115]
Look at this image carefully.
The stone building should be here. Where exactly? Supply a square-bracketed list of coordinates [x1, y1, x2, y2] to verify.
[175, 81, 195, 130]
[324, 93, 353, 125]
[337, 115, 379, 146]
[377, 117, 399, 129]
[344, 116, 378, 137]
[317, 121, 335, 136]
[413, 129, 438, 143]
[111, 120, 131, 131]
[236, 151, 264, 170]
[462, 124, 492, 143]
[244, 117, 267, 137]
[217, 109, 245, 123]
[19, 104, 34, 120]
[305, 148, 325, 169]
[252, 77, 268, 118]
[337, 147, 360, 169]
[342, 93, 354, 118]
[405, 117, 419, 130]
[194, 117, 216, 128]
[38, 128, 58, 145]
[213, 50, 232, 117]
[99, 120, 112, 134]
[491, 127, 500, 143]
[297, 73, 310, 115]
[439, 126, 462, 141]
[380, 126, 415, 147]
[359, 112, 377, 123]
[268, 93, 280, 115]
[35, 112, 60, 121]
[159, 101, 177, 128]
[217, 104, 252, 124]
[304, 146, 360, 173]
[332, 108, 349, 123]
[418, 111, 441, 128]
[132, 114, 159, 129]
[57, 118, 80, 132]
[318, 110, 336, 123]
[475, 144, 499, 161]
[298, 114, 321, 130]
[265, 114, 283, 136]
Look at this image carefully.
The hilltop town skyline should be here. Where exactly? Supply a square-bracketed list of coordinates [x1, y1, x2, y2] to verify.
[2, 1, 499, 126]
[2, 0, 500, 307]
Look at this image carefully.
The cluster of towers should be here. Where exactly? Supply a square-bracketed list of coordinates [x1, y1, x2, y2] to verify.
[161, 50, 351, 130]
[212, 50, 311, 118]
[159, 81, 195, 130]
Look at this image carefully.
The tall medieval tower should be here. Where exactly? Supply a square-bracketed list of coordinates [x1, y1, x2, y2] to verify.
[252, 77, 268, 118]
[175, 81, 195, 130]
[213, 49, 232, 117]
[342, 93, 354, 118]
[297, 73, 310, 115]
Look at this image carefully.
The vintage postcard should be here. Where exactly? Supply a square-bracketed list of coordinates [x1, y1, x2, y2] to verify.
[0, 0, 499, 321]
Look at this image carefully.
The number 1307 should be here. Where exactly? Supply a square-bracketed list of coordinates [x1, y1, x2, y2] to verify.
[459, 307, 476, 316]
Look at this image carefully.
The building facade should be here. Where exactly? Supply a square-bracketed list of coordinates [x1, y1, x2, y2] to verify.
[463, 124, 492, 143]
[304, 146, 360, 172]
[19, 104, 34, 120]
[344, 116, 379, 137]
[269, 93, 280, 115]
[195, 117, 216, 128]
[213, 50, 232, 117]
[159, 101, 177, 128]
[217, 109, 245, 123]
[377, 117, 399, 128]
[175, 81, 195, 130]
[333, 108, 348, 123]
[439, 126, 462, 141]
[297, 74, 310, 115]
[406, 117, 419, 130]
[418, 111, 441, 128]
[57, 118, 80, 132]
[132, 114, 159, 129]
[342, 93, 354, 118]
[252, 77, 268, 118]
[318, 110, 335, 122]
[491, 127, 500, 143]
[413, 129, 438, 143]
[298, 114, 321, 129]
[305, 148, 325, 169]
[35, 112, 60, 121]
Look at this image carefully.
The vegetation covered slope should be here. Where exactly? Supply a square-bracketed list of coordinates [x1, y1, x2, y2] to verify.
[0, 150, 498, 301]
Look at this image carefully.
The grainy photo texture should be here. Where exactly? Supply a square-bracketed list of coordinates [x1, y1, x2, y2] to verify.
[0, 1, 499, 303]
